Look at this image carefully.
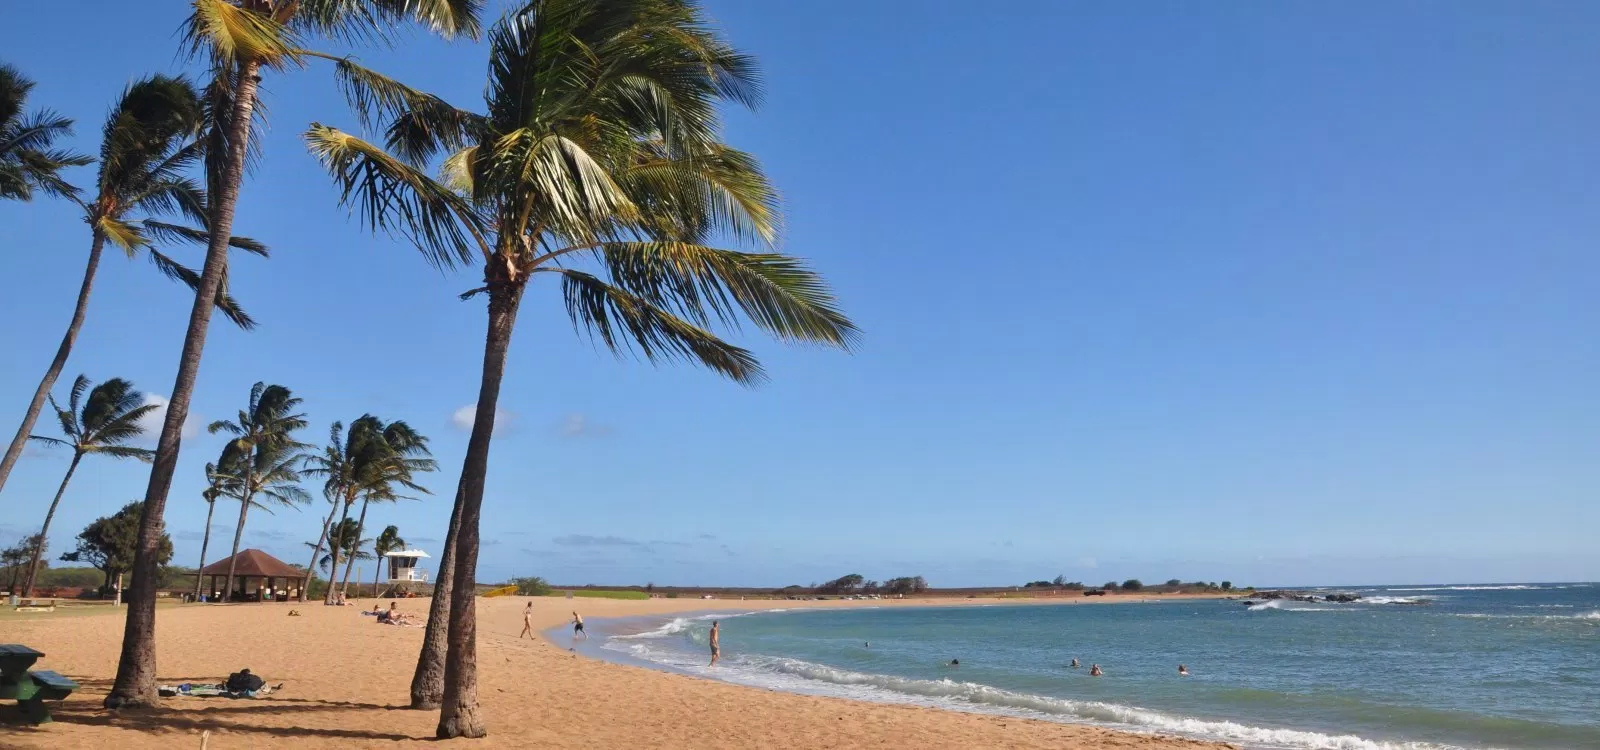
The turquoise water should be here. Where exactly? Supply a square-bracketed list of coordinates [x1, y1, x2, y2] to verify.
[587, 584, 1600, 750]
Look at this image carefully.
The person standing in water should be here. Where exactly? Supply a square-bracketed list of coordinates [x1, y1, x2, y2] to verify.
[1070, 658, 1080, 669]
[1178, 664, 1190, 676]
[573, 611, 586, 639]
[1090, 664, 1103, 677]
[519, 602, 534, 639]
[709, 621, 721, 666]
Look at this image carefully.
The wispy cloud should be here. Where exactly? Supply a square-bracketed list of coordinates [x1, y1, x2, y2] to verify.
[410, 536, 439, 544]
[175, 526, 226, 542]
[451, 405, 513, 434]
[558, 413, 613, 438]
[249, 528, 291, 542]
[135, 393, 198, 442]
[553, 534, 641, 547]
[697, 533, 717, 541]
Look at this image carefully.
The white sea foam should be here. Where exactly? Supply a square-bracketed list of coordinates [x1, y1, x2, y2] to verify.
[1247, 600, 1345, 612]
[1454, 611, 1599, 621]
[1359, 596, 1431, 605]
[1386, 585, 1538, 592]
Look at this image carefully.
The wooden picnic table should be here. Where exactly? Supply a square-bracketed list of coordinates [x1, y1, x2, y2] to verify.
[0, 644, 78, 724]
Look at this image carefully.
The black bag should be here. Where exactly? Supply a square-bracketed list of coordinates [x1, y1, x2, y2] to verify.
[226, 669, 266, 693]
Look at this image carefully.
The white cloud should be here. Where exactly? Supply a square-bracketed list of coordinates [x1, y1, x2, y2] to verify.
[451, 404, 512, 433]
[135, 394, 198, 442]
[559, 413, 613, 438]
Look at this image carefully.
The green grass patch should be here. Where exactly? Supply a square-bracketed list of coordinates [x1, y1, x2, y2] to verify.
[549, 589, 650, 600]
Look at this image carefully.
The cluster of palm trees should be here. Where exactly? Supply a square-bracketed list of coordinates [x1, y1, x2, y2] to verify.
[2, 0, 855, 739]
[15, 373, 432, 608]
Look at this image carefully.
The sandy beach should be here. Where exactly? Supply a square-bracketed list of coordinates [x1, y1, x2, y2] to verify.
[1, 594, 1231, 749]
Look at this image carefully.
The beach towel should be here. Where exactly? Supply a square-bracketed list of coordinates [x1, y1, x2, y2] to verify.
[158, 682, 280, 699]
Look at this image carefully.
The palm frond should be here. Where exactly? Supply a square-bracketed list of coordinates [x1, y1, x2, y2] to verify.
[25, 436, 71, 448]
[97, 216, 151, 256]
[304, 124, 485, 269]
[291, 0, 483, 44]
[184, 0, 303, 69]
[557, 268, 763, 384]
[146, 248, 257, 329]
[592, 241, 857, 348]
[141, 220, 270, 257]
[88, 445, 157, 462]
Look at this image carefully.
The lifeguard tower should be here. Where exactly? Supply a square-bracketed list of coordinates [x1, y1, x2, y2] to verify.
[384, 548, 431, 587]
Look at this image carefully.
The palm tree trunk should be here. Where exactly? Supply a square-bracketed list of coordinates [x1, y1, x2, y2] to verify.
[107, 57, 263, 710]
[192, 499, 217, 601]
[324, 499, 352, 604]
[303, 504, 338, 602]
[438, 284, 524, 739]
[339, 498, 370, 598]
[22, 451, 82, 597]
[409, 487, 461, 709]
[223, 489, 254, 601]
[0, 232, 106, 495]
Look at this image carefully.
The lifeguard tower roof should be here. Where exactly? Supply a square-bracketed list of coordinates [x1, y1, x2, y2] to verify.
[384, 549, 431, 558]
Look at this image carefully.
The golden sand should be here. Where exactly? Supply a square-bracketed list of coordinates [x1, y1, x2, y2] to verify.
[0, 594, 1231, 749]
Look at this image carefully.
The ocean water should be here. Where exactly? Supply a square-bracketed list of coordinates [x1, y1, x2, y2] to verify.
[584, 584, 1600, 750]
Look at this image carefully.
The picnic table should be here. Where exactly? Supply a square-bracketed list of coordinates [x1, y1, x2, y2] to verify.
[0, 644, 78, 724]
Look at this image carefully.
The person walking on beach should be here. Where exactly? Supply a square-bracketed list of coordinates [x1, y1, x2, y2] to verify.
[709, 620, 721, 666]
[519, 602, 534, 639]
[573, 611, 587, 639]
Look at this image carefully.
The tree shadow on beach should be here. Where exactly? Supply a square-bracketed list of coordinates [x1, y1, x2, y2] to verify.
[43, 701, 416, 741]
[2, 675, 416, 741]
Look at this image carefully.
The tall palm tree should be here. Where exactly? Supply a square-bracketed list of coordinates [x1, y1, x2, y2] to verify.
[300, 423, 346, 602]
[303, 0, 857, 734]
[0, 63, 90, 201]
[372, 524, 406, 596]
[193, 443, 246, 600]
[111, 0, 481, 709]
[0, 75, 268, 497]
[22, 376, 158, 597]
[302, 416, 435, 604]
[207, 382, 310, 600]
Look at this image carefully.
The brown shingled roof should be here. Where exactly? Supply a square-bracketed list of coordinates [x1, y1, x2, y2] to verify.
[198, 549, 303, 578]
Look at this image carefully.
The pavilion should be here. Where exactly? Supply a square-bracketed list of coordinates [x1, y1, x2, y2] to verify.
[198, 549, 305, 602]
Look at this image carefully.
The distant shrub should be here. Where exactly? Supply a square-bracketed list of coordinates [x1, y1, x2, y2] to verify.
[512, 576, 552, 596]
[1221, 581, 1233, 591]
[1165, 579, 1182, 587]
[665, 592, 679, 599]
[1122, 579, 1144, 591]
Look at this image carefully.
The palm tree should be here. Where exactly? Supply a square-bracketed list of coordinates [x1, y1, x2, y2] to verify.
[111, 0, 481, 710]
[207, 382, 310, 600]
[305, 518, 371, 574]
[336, 421, 433, 600]
[372, 525, 406, 596]
[22, 376, 158, 597]
[300, 423, 347, 602]
[303, 0, 857, 734]
[0, 63, 90, 201]
[0, 75, 269, 497]
[193, 443, 246, 600]
[302, 416, 435, 605]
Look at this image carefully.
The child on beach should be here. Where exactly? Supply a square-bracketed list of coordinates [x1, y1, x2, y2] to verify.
[573, 611, 586, 639]
[709, 621, 721, 666]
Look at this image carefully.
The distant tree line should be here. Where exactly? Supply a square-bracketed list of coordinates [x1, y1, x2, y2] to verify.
[1024, 576, 1243, 593]
[784, 573, 929, 596]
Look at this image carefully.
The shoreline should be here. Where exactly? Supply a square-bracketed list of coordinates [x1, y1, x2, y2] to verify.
[3, 593, 1235, 749]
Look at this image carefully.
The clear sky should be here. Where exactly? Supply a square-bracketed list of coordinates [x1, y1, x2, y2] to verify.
[3, 1, 1597, 589]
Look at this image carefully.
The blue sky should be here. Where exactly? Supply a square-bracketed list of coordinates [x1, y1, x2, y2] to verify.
[3, 1, 1598, 588]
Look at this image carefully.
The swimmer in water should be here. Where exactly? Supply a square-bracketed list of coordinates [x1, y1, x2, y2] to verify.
[1178, 664, 1190, 676]
[1089, 664, 1103, 677]
[948, 659, 960, 667]
[1070, 658, 1080, 669]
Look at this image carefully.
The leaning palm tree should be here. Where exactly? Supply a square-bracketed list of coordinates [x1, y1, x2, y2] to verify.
[336, 421, 433, 600]
[22, 376, 157, 596]
[305, 517, 370, 574]
[372, 524, 406, 596]
[304, 0, 856, 734]
[302, 415, 435, 604]
[299, 423, 347, 602]
[0, 63, 90, 201]
[193, 443, 246, 600]
[207, 382, 310, 600]
[0, 75, 268, 498]
[111, 0, 481, 710]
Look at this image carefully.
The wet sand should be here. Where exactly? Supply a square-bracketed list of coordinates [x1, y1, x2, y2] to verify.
[1, 594, 1231, 749]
